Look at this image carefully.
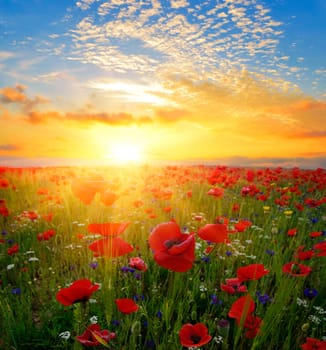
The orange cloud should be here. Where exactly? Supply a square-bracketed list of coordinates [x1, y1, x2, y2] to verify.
[0, 84, 27, 103]
[25, 109, 153, 126]
[155, 107, 191, 123]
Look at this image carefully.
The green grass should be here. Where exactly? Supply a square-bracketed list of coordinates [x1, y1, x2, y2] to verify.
[0, 165, 325, 349]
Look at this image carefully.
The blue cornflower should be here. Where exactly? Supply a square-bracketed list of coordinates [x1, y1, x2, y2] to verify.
[226, 250, 232, 257]
[89, 261, 98, 269]
[120, 266, 135, 273]
[265, 249, 275, 256]
[210, 294, 223, 305]
[256, 291, 272, 304]
[112, 319, 121, 327]
[133, 294, 144, 302]
[201, 256, 210, 263]
[304, 288, 318, 299]
[11, 287, 21, 295]
[156, 310, 163, 319]
[145, 340, 155, 348]
[1, 230, 7, 236]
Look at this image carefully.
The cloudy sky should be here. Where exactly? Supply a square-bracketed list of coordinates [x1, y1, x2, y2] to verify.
[0, 0, 325, 168]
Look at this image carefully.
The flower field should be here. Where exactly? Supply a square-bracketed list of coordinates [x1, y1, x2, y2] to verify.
[0, 165, 325, 349]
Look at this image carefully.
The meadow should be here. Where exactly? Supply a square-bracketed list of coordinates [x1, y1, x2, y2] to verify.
[0, 164, 325, 350]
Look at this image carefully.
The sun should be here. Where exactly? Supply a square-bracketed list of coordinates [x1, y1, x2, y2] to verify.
[108, 143, 143, 164]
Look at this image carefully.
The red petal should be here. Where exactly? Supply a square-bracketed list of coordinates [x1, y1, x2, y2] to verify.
[228, 295, 255, 323]
[149, 221, 182, 252]
[88, 222, 129, 236]
[115, 298, 139, 314]
[198, 224, 229, 243]
[88, 237, 133, 257]
[154, 251, 194, 272]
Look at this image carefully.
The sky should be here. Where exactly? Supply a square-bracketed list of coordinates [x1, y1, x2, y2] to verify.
[0, 0, 325, 168]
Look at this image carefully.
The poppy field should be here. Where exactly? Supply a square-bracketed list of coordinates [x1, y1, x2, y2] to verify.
[0, 164, 325, 349]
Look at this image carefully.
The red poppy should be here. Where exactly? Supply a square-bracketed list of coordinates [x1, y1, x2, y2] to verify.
[115, 298, 139, 314]
[228, 295, 255, 324]
[282, 262, 312, 277]
[8, 243, 19, 256]
[88, 222, 129, 236]
[244, 314, 262, 339]
[149, 221, 195, 272]
[287, 228, 297, 237]
[100, 189, 118, 206]
[179, 323, 212, 348]
[128, 257, 147, 271]
[301, 337, 326, 350]
[0, 178, 10, 188]
[237, 264, 269, 282]
[207, 187, 224, 198]
[234, 220, 252, 233]
[76, 324, 116, 347]
[71, 177, 108, 205]
[221, 277, 248, 294]
[37, 229, 56, 241]
[56, 279, 99, 306]
[88, 237, 133, 258]
[0, 199, 9, 217]
[309, 231, 322, 238]
[295, 246, 314, 261]
[198, 224, 229, 243]
[313, 242, 326, 257]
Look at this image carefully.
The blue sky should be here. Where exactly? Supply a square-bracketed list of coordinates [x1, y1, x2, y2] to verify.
[0, 0, 325, 168]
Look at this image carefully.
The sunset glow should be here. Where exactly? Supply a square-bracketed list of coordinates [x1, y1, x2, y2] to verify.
[0, 0, 325, 168]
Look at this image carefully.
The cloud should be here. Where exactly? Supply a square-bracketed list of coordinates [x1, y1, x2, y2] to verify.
[25, 109, 153, 126]
[0, 84, 50, 108]
[0, 144, 20, 151]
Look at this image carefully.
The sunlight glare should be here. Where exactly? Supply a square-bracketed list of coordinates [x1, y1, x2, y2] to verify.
[108, 143, 143, 164]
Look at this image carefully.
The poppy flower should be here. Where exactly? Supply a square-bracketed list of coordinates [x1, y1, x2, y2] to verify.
[301, 337, 326, 350]
[100, 189, 118, 206]
[198, 224, 229, 243]
[56, 279, 99, 306]
[7, 243, 19, 256]
[76, 324, 116, 347]
[88, 222, 129, 237]
[179, 323, 212, 348]
[237, 264, 269, 282]
[149, 221, 195, 272]
[221, 277, 248, 294]
[37, 229, 55, 241]
[228, 295, 255, 324]
[234, 220, 252, 232]
[71, 177, 108, 205]
[88, 237, 133, 258]
[115, 298, 139, 314]
[128, 257, 147, 271]
[282, 262, 312, 277]
[207, 187, 224, 198]
[287, 228, 297, 237]
[243, 314, 262, 338]
[313, 241, 326, 257]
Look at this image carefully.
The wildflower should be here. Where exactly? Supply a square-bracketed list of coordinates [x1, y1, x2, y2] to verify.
[297, 297, 309, 308]
[88, 222, 129, 237]
[7, 263, 15, 270]
[88, 237, 133, 258]
[179, 323, 212, 348]
[128, 257, 147, 271]
[76, 324, 116, 347]
[221, 277, 247, 294]
[207, 187, 224, 198]
[89, 261, 98, 269]
[256, 291, 272, 304]
[287, 228, 297, 237]
[59, 331, 71, 340]
[7, 243, 19, 256]
[228, 295, 255, 324]
[304, 288, 318, 299]
[115, 298, 139, 314]
[156, 310, 163, 319]
[282, 262, 312, 277]
[149, 221, 195, 272]
[210, 294, 222, 305]
[265, 249, 275, 256]
[56, 279, 100, 306]
[90, 315, 98, 324]
[301, 337, 326, 349]
[198, 224, 229, 243]
[100, 189, 118, 206]
[243, 314, 262, 338]
[237, 264, 269, 282]
[11, 287, 21, 295]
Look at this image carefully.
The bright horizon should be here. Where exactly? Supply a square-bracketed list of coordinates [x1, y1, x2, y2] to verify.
[0, 0, 325, 169]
